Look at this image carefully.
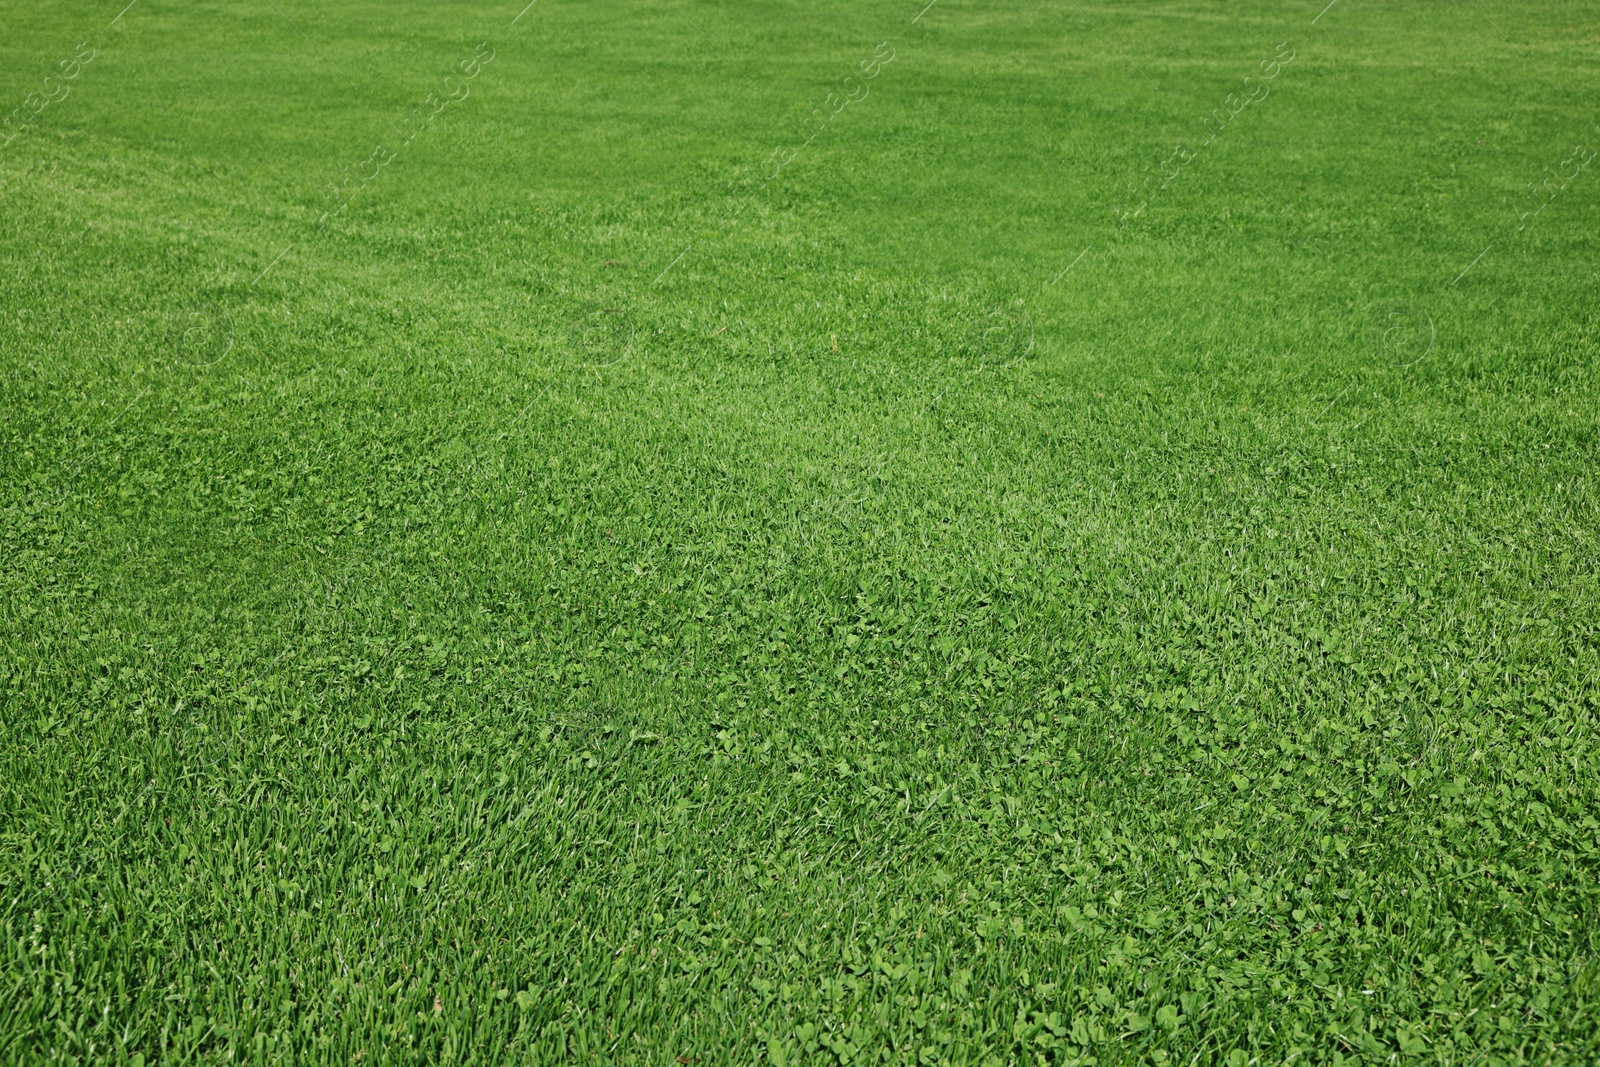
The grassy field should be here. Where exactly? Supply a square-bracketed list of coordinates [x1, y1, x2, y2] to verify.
[3, 0, 1599, 1062]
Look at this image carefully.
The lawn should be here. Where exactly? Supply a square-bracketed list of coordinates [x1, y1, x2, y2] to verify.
[2, 0, 1598, 1063]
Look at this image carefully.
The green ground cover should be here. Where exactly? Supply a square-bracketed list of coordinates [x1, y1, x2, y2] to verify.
[2, 0, 1598, 1062]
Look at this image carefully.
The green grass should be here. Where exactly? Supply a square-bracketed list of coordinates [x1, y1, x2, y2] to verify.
[3, 0, 1599, 1062]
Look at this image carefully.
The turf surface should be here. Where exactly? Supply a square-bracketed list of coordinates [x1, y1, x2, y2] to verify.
[3, 0, 1599, 1063]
